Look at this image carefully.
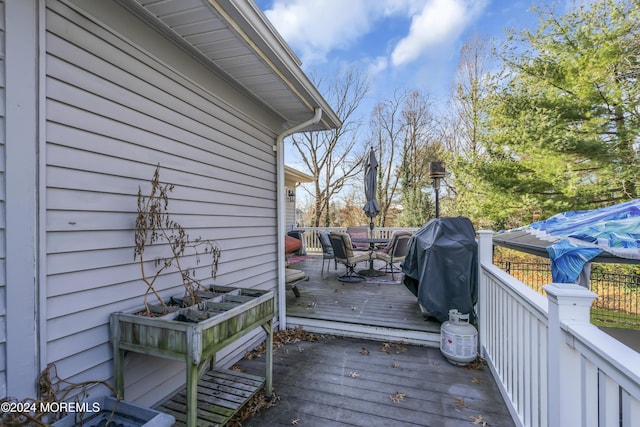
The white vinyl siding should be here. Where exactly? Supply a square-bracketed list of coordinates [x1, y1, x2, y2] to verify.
[285, 193, 296, 230]
[45, 0, 279, 404]
[0, 0, 6, 397]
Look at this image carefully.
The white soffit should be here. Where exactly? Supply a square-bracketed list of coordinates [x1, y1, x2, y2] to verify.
[120, 0, 340, 131]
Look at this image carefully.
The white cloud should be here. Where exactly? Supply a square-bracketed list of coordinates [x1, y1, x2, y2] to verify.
[367, 56, 389, 77]
[391, 0, 489, 66]
[264, 0, 376, 64]
[263, 0, 489, 67]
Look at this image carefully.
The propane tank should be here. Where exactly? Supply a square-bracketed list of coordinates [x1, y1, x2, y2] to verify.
[440, 309, 478, 366]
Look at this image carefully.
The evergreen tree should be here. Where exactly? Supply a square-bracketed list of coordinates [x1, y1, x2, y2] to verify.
[473, 0, 640, 228]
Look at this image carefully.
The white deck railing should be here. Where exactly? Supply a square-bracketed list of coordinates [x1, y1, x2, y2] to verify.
[478, 231, 640, 427]
[290, 226, 418, 253]
[294, 227, 640, 426]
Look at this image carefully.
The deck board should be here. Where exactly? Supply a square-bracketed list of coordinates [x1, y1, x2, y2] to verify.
[286, 256, 439, 334]
[157, 254, 515, 426]
[235, 335, 515, 426]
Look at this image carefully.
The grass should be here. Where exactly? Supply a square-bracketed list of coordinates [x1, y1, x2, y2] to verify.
[590, 308, 640, 330]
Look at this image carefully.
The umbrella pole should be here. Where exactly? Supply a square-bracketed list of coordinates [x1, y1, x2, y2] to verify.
[358, 218, 386, 277]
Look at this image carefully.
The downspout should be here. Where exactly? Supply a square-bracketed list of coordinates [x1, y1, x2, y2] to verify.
[276, 107, 322, 330]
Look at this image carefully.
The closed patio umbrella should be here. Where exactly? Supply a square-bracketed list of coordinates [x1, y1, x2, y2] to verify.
[363, 148, 380, 230]
[359, 148, 384, 276]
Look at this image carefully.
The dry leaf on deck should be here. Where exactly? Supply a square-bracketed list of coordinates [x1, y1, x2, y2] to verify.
[381, 342, 407, 354]
[291, 418, 300, 425]
[348, 371, 360, 378]
[454, 397, 468, 408]
[391, 361, 400, 368]
[360, 347, 370, 355]
[466, 357, 488, 370]
[390, 391, 406, 403]
[469, 414, 487, 426]
[471, 377, 484, 385]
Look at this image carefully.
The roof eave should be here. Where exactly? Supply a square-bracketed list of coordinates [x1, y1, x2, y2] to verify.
[210, 0, 341, 131]
[117, 0, 340, 132]
[285, 165, 313, 183]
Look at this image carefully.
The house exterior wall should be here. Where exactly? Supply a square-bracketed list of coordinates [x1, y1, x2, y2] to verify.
[284, 181, 296, 231]
[286, 199, 296, 230]
[33, 0, 282, 405]
[284, 169, 312, 231]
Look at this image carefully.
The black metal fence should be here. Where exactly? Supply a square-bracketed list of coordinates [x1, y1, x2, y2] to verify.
[494, 257, 640, 329]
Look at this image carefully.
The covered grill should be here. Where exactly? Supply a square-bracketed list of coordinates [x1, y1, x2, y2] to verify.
[402, 217, 478, 323]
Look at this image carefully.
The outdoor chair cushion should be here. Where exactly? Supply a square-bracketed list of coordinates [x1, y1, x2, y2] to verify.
[285, 235, 302, 254]
[329, 232, 370, 264]
[285, 268, 308, 298]
[380, 230, 413, 253]
[318, 231, 334, 257]
[285, 268, 306, 283]
[349, 231, 369, 249]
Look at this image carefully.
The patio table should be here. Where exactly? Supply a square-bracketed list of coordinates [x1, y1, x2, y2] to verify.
[351, 237, 389, 276]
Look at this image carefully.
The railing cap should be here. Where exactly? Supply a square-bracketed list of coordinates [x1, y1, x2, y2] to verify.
[543, 283, 598, 305]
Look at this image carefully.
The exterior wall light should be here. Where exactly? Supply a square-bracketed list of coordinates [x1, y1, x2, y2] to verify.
[287, 188, 296, 203]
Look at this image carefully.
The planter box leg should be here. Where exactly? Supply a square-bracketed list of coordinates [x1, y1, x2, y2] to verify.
[111, 316, 125, 399]
[262, 320, 273, 399]
[186, 361, 198, 427]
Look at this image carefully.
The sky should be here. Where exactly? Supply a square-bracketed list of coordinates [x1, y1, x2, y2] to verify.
[254, 0, 552, 113]
[253, 0, 585, 201]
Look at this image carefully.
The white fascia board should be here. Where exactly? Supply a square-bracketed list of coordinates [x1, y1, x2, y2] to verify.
[210, 0, 342, 131]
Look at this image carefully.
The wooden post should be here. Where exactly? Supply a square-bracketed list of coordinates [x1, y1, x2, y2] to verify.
[186, 327, 202, 427]
[264, 319, 274, 399]
[185, 360, 199, 427]
[110, 314, 125, 399]
[476, 230, 493, 358]
[543, 283, 597, 427]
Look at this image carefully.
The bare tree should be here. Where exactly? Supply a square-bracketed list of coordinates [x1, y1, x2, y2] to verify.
[367, 90, 407, 227]
[447, 34, 490, 156]
[289, 69, 370, 227]
[398, 90, 443, 226]
[443, 35, 492, 215]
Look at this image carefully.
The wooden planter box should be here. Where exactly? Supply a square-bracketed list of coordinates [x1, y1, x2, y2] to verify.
[110, 287, 275, 427]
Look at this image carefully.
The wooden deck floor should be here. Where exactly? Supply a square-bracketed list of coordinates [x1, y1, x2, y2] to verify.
[157, 254, 516, 426]
[234, 334, 515, 426]
[285, 254, 441, 345]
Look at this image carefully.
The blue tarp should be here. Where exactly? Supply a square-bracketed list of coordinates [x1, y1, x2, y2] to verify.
[515, 199, 640, 283]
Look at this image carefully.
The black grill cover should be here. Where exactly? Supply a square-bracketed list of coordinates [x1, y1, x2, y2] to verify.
[402, 217, 478, 322]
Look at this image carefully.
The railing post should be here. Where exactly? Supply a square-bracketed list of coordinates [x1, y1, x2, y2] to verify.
[543, 283, 598, 427]
[476, 230, 493, 358]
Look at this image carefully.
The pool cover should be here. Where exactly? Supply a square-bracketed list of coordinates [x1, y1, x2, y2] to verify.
[402, 217, 478, 323]
[496, 199, 640, 283]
